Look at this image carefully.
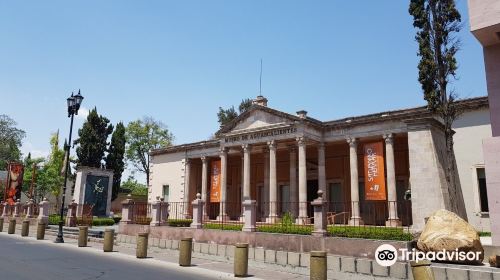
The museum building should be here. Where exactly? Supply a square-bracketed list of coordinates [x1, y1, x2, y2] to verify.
[149, 95, 491, 232]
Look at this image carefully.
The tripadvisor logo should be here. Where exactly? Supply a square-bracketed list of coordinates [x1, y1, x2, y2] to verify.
[375, 244, 482, 267]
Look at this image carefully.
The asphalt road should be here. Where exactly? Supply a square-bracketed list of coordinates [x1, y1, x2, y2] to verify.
[0, 234, 232, 280]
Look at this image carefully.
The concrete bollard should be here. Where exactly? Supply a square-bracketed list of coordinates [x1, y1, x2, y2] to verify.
[37, 223, 46, 240]
[179, 238, 193, 266]
[310, 251, 327, 280]
[103, 229, 115, 252]
[136, 233, 149, 258]
[8, 219, 16, 234]
[234, 243, 249, 277]
[21, 220, 30, 237]
[410, 261, 435, 280]
[0, 217, 4, 232]
[78, 226, 88, 247]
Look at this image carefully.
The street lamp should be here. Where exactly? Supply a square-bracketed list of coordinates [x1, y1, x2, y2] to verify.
[55, 90, 84, 243]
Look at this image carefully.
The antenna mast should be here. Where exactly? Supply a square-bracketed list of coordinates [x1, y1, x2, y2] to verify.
[259, 59, 263, 95]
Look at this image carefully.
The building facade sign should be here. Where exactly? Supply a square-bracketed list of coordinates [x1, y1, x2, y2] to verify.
[224, 127, 298, 144]
[363, 142, 387, 201]
[210, 160, 221, 202]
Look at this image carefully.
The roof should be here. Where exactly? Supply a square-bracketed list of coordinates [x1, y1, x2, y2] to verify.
[151, 96, 489, 155]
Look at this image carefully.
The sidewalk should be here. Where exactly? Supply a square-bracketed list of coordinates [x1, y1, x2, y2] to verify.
[1, 225, 306, 280]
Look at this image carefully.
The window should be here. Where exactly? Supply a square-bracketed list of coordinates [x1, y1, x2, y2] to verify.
[163, 185, 170, 202]
[477, 168, 489, 213]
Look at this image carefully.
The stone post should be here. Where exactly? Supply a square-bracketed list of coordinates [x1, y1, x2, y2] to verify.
[120, 194, 134, 224]
[26, 199, 35, 218]
[150, 197, 161, 227]
[78, 226, 88, 247]
[179, 237, 193, 266]
[384, 134, 401, 227]
[311, 190, 327, 237]
[268, 141, 278, 223]
[103, 229, 115, 252]
[136, 233, 149, 258]
[65, 199, 78, 227]
[347, 137, 363, 226]
[310, 251, 327, 280]
[2, 202, 10, 219]
[37, 198, 49, 226]
[183, 158, 192, 219]
[191, 193, 204, 229]
[13, 199, 21, 218]
[37, 222, 46, 240]
[8, 219, 16, 234]
[410, 260, 435, 280]
[297, 137, 308, 224]
[21, 220, 29, 237]
[242, 199, 256, 232]
[160, 198, 169, 225]
[234, 243, 249, 277]
[0, 217, 3, 232]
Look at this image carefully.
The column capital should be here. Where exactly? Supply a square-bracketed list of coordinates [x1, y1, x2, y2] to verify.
[219, 147, 228, 156]
[267, 140, 277, 150]
[185, 158, 192, 165]
[201, 156, 208, 163]
[242, 143, 252, 153]
[318, 142, 325, 150]
[288, 145, 297, 153]
[383, 133, 394, 144]
[296, 137, 307, 147]
[346, 137, 357, 148]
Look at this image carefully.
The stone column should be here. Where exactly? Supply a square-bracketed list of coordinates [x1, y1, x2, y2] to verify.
[318, 143, 326, 195]
[191, 193, 204, 229]
[2, 202, 10, 218]
[240, 152, 245, 219]
[13, 199, 21, 217]
[268, 141, 278, 223]
[297, 137, 308, 224]
[311, 190, 327, 237]
[37, 198, 49, 225]
[183, 158, 192, 219]
[201, 156, 209, 220]
[242, 144, 252, 200]
[289, 147, 298, 218]
[263, 147, 270, 220]
[120, 194, 134, 224]
[384, 134, 401, 227]
[347, 137, 363, 226]
[218, 148, 228, 220]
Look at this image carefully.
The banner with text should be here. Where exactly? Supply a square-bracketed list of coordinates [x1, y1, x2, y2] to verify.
[210, 160, 221, 202]
[363, 142, 387, 201]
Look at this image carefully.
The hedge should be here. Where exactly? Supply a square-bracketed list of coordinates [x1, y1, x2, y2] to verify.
[48, 214, 64, 225]
[327, 226, 413, 241]
[203, 223, 243, 231]
[167, 219, 192, 227]
[257, 225, 313, 235]
[479, 231, 491, 237]
[48, 214, 117, 227]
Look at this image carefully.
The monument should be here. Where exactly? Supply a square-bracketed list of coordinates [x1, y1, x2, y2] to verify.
[73, 166, 114, 217]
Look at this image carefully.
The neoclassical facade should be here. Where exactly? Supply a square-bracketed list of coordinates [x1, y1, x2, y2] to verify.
[150, 95, 490, 232]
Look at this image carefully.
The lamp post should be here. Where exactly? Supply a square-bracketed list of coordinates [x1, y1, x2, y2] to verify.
[55, 90, 83, 243]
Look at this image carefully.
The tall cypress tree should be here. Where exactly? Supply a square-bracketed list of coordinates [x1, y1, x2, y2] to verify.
[105, 122, 126, 201]
[74, 108, 113, 168]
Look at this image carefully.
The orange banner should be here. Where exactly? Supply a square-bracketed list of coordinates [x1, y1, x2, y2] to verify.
[363, 142, 387, 201]
[210, 160, 221, 203]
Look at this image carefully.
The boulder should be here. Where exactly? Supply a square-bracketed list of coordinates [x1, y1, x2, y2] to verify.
[417, 209, 484, 265]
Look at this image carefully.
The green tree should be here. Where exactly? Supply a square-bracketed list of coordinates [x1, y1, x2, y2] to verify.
[74, 108, 113, 168]
[0, 115, 26, 169]
[22, 153, 45, 199]
[409, 0, 465, 215]
[217, 98, 253, 127]
[36, 133, 65, 204]
[121, 175, 148, 196]
[126, 117, 174, 186]
[105, 122, 126, 201]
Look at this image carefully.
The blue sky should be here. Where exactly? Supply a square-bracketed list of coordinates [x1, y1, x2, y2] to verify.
[0, 1, 486, 179]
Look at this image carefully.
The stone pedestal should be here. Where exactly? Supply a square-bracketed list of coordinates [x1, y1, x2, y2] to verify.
[73, 167, 114, 217]
[191, 193, 204, 229]
[242, 200, 256, 232]
[37, 198, 49, 225]
[120, 195, 134, 225]
[66, 200, 78, 227]
[150, 198, 162, 227]
[311, 191, 327, 237]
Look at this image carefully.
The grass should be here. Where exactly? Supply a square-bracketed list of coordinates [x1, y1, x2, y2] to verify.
[327, 225, 413, 241]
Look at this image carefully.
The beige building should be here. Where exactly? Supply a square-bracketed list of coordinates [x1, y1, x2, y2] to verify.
[468, 0, 500, 245]
[150, 95, 491, 232]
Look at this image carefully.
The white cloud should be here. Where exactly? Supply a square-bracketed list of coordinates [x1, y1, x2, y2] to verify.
[75, 106, 90, 120]
[21, 141, 49, 159]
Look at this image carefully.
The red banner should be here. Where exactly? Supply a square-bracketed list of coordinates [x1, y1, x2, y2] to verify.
[210, 160, 221, 203]
[363, 142, 387, 201]
[5, 162, 24, 205]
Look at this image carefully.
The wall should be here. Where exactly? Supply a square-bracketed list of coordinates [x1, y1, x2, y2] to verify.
[453, 109, 492, 231]
[149, 151, 186, 203]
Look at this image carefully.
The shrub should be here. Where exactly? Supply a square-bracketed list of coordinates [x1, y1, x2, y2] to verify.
[48, 214, 64, 225]
[327, 226, 413, 241]
[203, 223, 243, 231]
[113, 217, 122, 224]
[479, 231, 491, 237]
[167, 219, 192, 227]
[257, 224, 313, 235]
[92, 218, 116, 226]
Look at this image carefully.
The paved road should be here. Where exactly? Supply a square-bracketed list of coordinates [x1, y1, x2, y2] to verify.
[0, 234, 234, 280]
